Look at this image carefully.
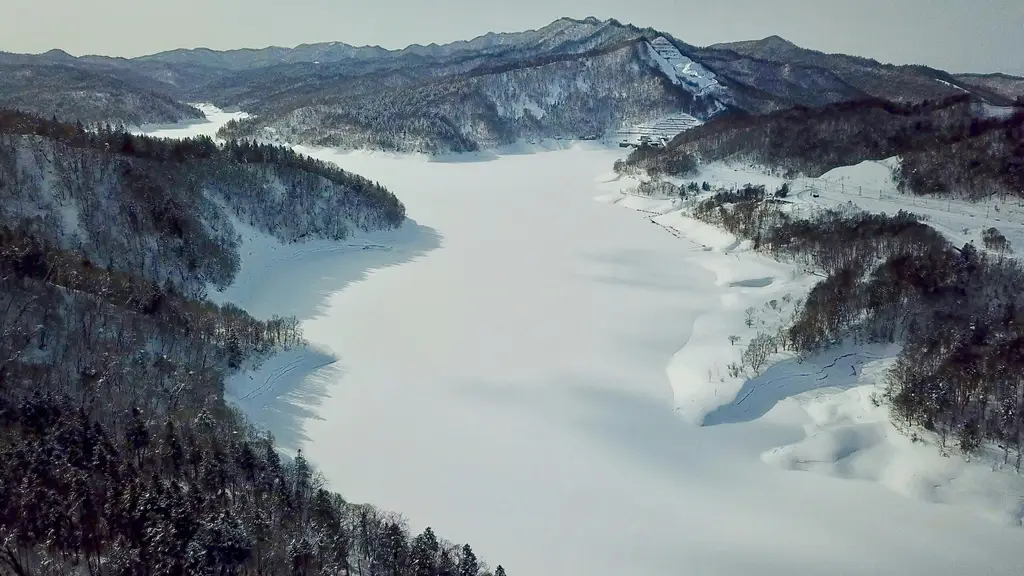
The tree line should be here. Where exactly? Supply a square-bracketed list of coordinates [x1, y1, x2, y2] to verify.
[0, 110, 503, 575]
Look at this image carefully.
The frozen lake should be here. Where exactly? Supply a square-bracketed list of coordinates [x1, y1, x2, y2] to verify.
[143, 113, 1024, 576]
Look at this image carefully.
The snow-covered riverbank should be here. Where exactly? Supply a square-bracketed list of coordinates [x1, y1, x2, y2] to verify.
[601, 172, 1024, 529]
[142, 109, 1024, 576]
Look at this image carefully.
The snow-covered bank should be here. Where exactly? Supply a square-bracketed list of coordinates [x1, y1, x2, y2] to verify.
[217, 216, 440, 455]
[603, 168, 1024, 528]
[593, 189, 817, 425]
[144, 109, 1024, 575]
[762, 356, 1024, 527]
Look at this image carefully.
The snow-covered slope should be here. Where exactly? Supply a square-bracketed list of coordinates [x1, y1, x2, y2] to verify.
[644, 37, 724, 97]
[762, 354, 1024, 527]
[804, 158, 1024, 254]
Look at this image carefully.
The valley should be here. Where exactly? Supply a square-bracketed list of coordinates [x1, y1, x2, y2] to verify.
[3, 8, 1024, 574]
[158, 108, 1024, 576]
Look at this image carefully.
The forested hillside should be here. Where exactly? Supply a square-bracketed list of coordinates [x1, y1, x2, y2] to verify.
[0, 111, 404, 297]
[3, 18, 1016, 149]
[682, 185, 1024, 466]
[217, 40, 719, 153]
[954, 73, 1024, 103]
[696, 36, 1014, 110]
[0, 112, 501, 576]
[617, 95, 1024, 199]
[0, 60, 204, 126]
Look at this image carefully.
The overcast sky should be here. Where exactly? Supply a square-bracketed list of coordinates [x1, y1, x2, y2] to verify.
[4, 0, 1022, 73]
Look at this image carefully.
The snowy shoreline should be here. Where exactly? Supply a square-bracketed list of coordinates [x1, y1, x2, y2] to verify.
[603, 167, 1024, 527]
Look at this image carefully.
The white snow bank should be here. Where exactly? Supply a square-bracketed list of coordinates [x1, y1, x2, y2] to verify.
[818, 157, 901, 192]
[599, 174, 817, 424]
[763, 355, 1024, 527]
[651, 210, 738, 252]
[641, 209, 812, 424]
[208, 213, 440, 454]
[226, 347, 338, 457]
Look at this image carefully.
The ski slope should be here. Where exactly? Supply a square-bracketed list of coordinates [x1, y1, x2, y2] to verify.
[144, 111, 1024, 576]
[645, 37, 722, 96]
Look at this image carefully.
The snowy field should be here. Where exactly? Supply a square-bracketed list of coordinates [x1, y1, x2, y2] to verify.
[143, 110, 1024, 576]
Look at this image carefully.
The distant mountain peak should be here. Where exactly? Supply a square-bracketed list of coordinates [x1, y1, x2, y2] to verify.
[759, 35, 797, 46]
[711, 35, 801, 55]
[41, 48, 76, 60]
[556, 16, 619, 27]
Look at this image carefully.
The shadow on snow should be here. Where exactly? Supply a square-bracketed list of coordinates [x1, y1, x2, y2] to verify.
[701, 345, 892, 427]
[226, 219, 442, 454]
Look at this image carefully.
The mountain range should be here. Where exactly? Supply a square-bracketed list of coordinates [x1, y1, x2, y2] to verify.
[1, 17, 1021, 152]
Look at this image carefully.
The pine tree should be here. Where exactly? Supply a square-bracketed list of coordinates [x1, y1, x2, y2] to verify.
[379, 519, 409, 576]
[458, 544, 479, 576]
[438, 544, 458, 576]
[411, 527, 441, 576]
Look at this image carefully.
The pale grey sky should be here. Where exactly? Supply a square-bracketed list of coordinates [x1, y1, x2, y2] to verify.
[4, 0, 1022, 73]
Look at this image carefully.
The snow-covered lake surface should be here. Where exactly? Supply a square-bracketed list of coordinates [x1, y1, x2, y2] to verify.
[144, 110, 1024, 576]
[134, 103, 247, 140]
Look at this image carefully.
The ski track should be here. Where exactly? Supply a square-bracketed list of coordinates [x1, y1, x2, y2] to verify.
[242, 355, 322, 401]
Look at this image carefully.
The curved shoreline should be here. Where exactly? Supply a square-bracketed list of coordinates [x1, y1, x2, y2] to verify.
[603, 177, 1024, 527]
